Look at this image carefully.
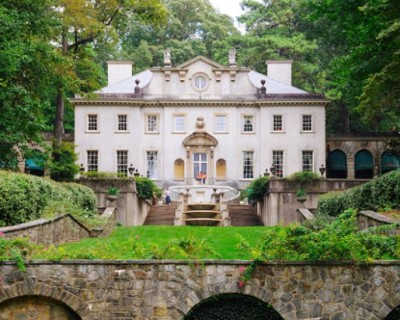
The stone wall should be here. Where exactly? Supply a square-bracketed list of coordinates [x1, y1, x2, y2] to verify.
[0, 209, 117, 245]
[78, 178, 152, 226]
[259, 179, 366, 226]
[0, 261, 399, 319]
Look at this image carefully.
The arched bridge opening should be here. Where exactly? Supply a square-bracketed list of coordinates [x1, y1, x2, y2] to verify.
[183, 293, 284, 320]
[385, 305, 400, 320]
[0, 295, 82, 320]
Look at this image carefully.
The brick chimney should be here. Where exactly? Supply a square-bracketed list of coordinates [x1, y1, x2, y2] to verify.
[107, 61, 132, 86]
[266, 61, 292, 86]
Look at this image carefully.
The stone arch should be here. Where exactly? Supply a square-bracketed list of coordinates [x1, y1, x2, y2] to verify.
[381, 151, 400, 174]
[327, 149, 347, 178]
[354, 149, 374, 179]
[174, 158, 185, 180]
[216, 158, 226, 179]
[0, 295, 81, 320]
[385, 305, 400, 320]
[183, 293, 284, 319]
[0, 282, 90, 319]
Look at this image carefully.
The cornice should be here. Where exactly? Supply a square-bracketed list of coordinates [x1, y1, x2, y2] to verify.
[71, 98, 329, 108]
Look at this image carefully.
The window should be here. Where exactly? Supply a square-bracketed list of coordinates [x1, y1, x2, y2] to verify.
[273, 115, 283, 131]
[87, 114, 98, 131]
[272, 151, 284, 177]
[302, 151, 313, 171]
[243, 115, 254, 132]
[117, 150, 128, 176]
[302, 115, 312, 131]
[243, 151, 254, 179]
[87, 151, 98, 172]
[173, 115, 185, 132]
[147, 151, 158, 179]
[193, 74, 208, 91]
[146, 114, 159, 133]
[117, 115, 127, 131]
[215, 114, 227, 132]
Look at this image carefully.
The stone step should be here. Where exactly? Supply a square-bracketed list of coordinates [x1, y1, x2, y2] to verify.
[143, 204, 176, 225]
[228, 204, 263, 226]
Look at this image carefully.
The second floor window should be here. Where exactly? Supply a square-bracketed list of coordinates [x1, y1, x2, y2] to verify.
[243, 115, 254, 132]
[273, 115, 283, 131]
[118, 115, 127, 131]
[87, 114, 98, 131]
[87, 150, 98, 172]
[302, 115, 312, 131]
[147, 115, 158, 133]
[174, 115, 185, 132]
[215, 115, 227, 132]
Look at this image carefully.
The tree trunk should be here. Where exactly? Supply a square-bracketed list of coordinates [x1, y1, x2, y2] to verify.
[53, 87, 64, 146]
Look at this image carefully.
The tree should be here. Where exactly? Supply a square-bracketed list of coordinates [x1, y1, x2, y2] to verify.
[0, 0, 56, 167]
[52, 0, 168, 145]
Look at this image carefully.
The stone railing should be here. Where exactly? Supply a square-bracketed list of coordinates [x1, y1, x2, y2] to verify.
[358, 210, 399, 234]
[0, 208, 117, 245]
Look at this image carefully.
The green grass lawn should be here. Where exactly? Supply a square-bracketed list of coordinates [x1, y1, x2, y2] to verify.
[32, 226, 267, 260]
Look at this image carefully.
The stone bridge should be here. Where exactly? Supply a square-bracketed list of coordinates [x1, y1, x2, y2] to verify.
[0, 260, 399, 319]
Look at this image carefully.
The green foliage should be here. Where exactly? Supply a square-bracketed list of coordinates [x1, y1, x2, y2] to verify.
[0, 237, 33, 272]
[253, 209, 399, 262]
[295, 188, 307, 198]
[49, 142, 80, 181]
[244, 176, 270, 202]
[135, 177, 162, 200]
[107, 187, 120, 196]
[317, 170, 400, 217]
[81, 171, 128, 179]
[286, 171, 321, 183]
[0, 171, 96, 226]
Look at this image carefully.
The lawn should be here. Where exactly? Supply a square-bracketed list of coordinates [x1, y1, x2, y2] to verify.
[32, 226, 268, 260]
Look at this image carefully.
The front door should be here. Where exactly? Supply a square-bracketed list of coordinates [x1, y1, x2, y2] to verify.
[193, 153, 207, 178]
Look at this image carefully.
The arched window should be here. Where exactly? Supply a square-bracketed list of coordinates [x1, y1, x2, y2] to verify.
[174, 159, 185, 180]
[355, 149, 374, 179]
[216, 159, 226, 180]
[381, 151, 400, 174]
[327, 150, 347, 178]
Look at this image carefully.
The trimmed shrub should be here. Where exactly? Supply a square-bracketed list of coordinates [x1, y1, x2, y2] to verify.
[135, 177, 162, 200]
[317, 170, 400, 216]
[286, 171, 321, 183]
[245, 176, 270, 202]
[0, 171, 96, 226]
[50, 142, 80, 181]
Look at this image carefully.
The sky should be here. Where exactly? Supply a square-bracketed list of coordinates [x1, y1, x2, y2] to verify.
[208, 0, 246, 31]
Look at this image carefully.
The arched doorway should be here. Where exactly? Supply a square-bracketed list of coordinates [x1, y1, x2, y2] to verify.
[216, 158, 226, 180]
[0, 295, 81, 320]
[174, 159, 185, 180]
[327, 150, 347, 178]
[385, 305, 400, 320]
[381, 151, 400, 174]
[183, 293, 284, 319]
[355, 149, 374, 179]
[25, 149, 45, 176]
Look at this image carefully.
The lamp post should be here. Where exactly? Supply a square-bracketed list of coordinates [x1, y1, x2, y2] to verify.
[319, 164, 326, 177]
[134, 169, 140, 177]
[264, 169, 270, 177]
[79, 163, 85, 173]
[270, 165, 276, 176]
[128, 164, 135, 176]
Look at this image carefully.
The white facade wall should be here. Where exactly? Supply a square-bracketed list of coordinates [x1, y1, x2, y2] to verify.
[74, 56, 328, 184]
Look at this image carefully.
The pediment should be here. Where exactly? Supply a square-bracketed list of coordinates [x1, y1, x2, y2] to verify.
[177, 56, 224, 70]
[183, 131, 218, 147]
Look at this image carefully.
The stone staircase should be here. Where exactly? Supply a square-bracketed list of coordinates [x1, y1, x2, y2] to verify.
[228, 204, 263, 226]
[143, 203, 263, 226]
[143, 203, 177, 225]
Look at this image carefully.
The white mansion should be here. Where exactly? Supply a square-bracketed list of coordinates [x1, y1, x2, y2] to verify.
[72, 51, 328, 185]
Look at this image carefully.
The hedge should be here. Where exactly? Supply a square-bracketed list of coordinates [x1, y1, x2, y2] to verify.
[0, 171, 96, 226]
[317, 170, 400, 216]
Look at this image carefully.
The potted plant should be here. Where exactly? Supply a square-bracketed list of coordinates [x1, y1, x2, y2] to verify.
[107, 186, 119, 202]
[295, 188, 307, 203]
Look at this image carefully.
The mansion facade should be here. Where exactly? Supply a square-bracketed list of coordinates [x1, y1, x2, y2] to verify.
[72, 51, 329, 185]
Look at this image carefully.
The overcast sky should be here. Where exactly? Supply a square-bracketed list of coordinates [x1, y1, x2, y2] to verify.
[208, 0, 246, 31]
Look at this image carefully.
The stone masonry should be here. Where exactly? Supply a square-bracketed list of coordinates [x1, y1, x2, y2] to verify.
[0, 260, 399, 319]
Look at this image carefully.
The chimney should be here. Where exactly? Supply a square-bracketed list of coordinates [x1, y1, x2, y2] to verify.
[266, 60, 292, 86]
[106, 61, 132, 86]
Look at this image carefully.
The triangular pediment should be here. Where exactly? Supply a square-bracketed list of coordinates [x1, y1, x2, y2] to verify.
[177, 56, 224, 70]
